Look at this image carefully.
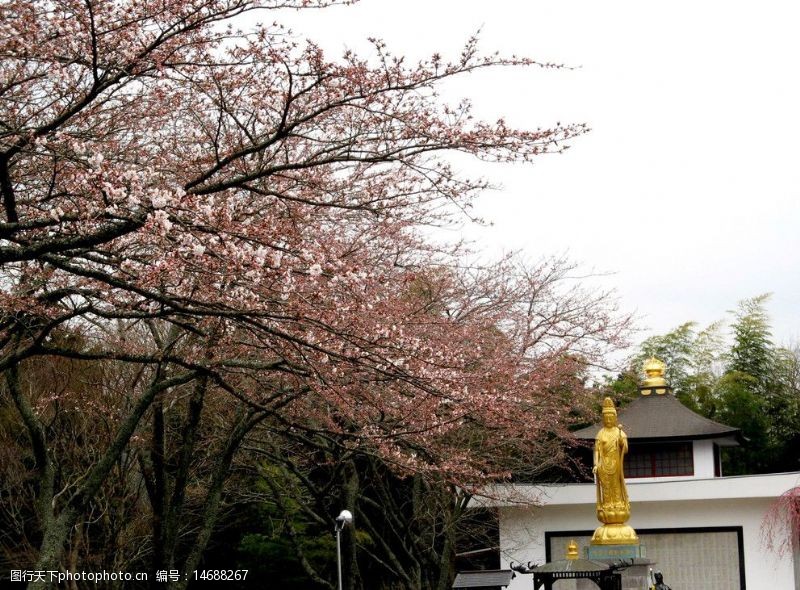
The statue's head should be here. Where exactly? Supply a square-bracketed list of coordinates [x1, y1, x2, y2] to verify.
[601, 397, 617, 427]
[654, 572, 663, 583]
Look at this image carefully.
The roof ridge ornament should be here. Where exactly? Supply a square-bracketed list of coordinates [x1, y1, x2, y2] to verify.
[566, 539, 579, 560]
[640, 357, 669, 395]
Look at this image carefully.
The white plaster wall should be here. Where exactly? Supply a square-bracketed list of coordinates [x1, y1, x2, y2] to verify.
[693, 439, 716, 478]
[481, 472, 800, 506]
[499, 496, 796, 590]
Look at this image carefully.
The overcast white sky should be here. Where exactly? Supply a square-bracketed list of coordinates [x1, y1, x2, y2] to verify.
[260, 0, 800, 348]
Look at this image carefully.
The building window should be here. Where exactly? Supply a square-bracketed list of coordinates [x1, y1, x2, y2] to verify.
[625, 442, 694, 478]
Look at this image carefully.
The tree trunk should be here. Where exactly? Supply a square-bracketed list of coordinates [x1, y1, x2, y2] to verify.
[25, 369, 196, 589]
[173, 410, 265, 590]
[28, 508, 79, 590]
[341, 461, 360, 590]
[163, 376, 207, 569]
[151, 398, 167, 585]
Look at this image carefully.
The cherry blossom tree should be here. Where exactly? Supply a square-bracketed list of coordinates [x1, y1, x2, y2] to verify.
[762, 486, 800, 558]
[0, 0, 628, 585]
[0, 342, 153, 582]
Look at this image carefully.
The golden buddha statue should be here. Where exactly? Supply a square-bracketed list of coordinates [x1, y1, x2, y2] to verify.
[591, 397, 638, 545]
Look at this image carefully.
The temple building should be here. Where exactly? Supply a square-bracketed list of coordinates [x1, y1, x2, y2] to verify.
[481, 359, 800, 589]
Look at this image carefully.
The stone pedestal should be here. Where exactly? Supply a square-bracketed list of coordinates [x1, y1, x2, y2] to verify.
[574, 562, 653, 590]
[586, 544, 642, 561]
[616, 561, 654, 590]
[584, 545, 653, 590]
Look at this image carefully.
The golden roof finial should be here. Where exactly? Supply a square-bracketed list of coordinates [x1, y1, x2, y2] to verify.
[641, 356, 667, 394]
[566, 539, 579, 560]
[643, 357, 666, 386]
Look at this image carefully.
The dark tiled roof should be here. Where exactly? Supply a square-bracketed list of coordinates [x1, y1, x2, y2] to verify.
[452, 570, 514, 588]
[573, 394, 741, 442]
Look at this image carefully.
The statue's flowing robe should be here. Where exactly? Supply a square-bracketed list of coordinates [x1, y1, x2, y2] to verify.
[595, 426, 628, 510]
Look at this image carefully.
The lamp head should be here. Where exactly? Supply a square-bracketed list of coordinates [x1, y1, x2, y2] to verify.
[335, 509, 353, 531]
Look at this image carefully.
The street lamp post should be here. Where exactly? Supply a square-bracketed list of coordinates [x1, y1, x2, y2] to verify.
[335, 510, 353, 590]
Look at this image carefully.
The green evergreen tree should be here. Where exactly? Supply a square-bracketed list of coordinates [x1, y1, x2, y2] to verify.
[717, 295, 771, 472]
[727, 294, 775, 394]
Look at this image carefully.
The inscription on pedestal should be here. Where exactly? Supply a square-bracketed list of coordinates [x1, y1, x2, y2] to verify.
[586, 544, 646, 561]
